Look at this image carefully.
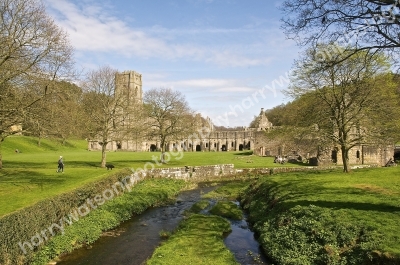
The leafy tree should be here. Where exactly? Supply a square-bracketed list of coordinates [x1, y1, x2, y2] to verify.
[260, 104, 286, 126]
[81, 66, 131, 167]
[0, 0, 74, 168]
[143, 88, 194, 163]
[288, 46, 399, 172]
[280, 0, 400, 65]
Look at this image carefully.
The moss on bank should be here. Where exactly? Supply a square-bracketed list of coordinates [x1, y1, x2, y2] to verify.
[146, 214, 238, 265]
[210, 201, 242, 220]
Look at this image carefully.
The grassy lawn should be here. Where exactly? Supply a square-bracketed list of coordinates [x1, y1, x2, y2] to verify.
[2, 136, 400, 263]
[242, 167, 400, 261]
[0, 136, 299, 217]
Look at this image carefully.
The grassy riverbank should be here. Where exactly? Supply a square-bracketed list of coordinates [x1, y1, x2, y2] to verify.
[31, 178, 186, 265]
[3, 136, 400, 264]
[147, 214, 238, 265]
[0, 136, 300, 217]
[146, 180, 250, 265]
[241, 167, 400, 264]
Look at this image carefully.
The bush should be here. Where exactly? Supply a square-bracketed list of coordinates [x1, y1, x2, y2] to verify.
[258, 205, 383, 265]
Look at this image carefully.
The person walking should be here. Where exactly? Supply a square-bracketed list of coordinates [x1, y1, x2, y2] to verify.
[57, 156, 64, 173]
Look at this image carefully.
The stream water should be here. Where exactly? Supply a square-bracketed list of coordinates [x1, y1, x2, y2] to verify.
[57, 184, 269, 265]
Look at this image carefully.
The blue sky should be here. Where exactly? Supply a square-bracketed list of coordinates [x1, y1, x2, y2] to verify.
[43, 0, 301, 127]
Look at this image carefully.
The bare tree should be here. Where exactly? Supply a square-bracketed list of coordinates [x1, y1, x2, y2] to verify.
[23, 81, 85, 145]
[0, 0, 74, 168]
[143, 88, 194, 163]
[81, 66, 131, 167]
[281, 0, 400, 65]
[288, 47, 399, 172]
[50, 82, 86, 143]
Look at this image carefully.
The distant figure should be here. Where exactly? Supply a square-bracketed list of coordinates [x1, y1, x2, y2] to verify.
[274, 155, 286, 164]
[57, 156, 64, 173]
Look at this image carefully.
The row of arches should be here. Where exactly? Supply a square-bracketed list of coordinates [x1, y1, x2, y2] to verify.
[148, 142, 251, 152]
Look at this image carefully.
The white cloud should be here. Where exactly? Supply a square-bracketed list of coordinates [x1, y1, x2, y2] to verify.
[45, 0, 169, 57]
[207, 50, 271, 67]
[144, 76, 251, 91]
[44, 0, 286, 68]
[214, 86, 255, 92]
[174, 78, 236, 87]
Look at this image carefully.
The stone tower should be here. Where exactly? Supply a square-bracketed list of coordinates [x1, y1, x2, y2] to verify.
[115, 70, 143, 104]
[256, 108, 273, 131]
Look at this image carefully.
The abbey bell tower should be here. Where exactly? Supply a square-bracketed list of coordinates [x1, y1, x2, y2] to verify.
[115, 70, 143, 104]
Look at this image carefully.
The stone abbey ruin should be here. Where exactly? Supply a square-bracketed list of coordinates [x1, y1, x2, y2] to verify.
[88, 70, 398, 167]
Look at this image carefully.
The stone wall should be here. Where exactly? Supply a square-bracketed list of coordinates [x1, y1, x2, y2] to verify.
[88, 129, 256, 152]
[335, 144, 394, 166]
[132, 164, 236, 182]
[128, 163, 379, 183]
[254, 128, 395, 167]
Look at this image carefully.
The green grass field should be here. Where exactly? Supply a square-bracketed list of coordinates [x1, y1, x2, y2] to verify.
[0, 136, 298, 217]
[243, 167, 400, 259]
[2, 136, 400, 263]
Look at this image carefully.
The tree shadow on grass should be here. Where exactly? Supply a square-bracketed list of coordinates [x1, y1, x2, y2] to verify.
[282, 199, 400, 213]
[285, 160, 310, 167]
[3, 161, 54, 169]
[0, 170, 67, 190]
[263, 178, 400, 214]
[4, 160, 102, 169]
[109, 159, 156, 164]
[233, 151, 253, 156]
[66, 161, 102, 168]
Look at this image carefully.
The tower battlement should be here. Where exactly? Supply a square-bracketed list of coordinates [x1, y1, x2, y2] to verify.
[115, 70, 143, 104]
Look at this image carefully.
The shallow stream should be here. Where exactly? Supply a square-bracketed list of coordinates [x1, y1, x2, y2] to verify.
[57, 184, 269, 265]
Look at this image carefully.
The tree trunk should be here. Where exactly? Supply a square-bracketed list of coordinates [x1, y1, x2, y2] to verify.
[0, 146, 2, 169]
[38, 132, 41, 146]
[341, 145, 350, 173]
[160, 138, 166, 163]
[101, 143, 107, 167]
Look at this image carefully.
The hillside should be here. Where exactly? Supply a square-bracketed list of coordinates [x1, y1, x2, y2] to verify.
[2, 136, 87, 154]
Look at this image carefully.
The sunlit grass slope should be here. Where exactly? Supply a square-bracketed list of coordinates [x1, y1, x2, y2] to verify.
[244, 167, 400, 260]
[0, 136, 298, 217]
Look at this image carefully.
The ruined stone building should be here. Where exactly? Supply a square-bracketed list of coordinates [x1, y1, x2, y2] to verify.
[88, 70, 263, 153]
[88, 70, 395, 166]
[253, 110, 395, 167]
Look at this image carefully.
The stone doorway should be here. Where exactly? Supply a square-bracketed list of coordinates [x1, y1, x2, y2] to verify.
[150, 144, 157, 152]
[394, 151, 400, 162]
[331, 149, 338, 163]
[116, 142, 122, 150]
